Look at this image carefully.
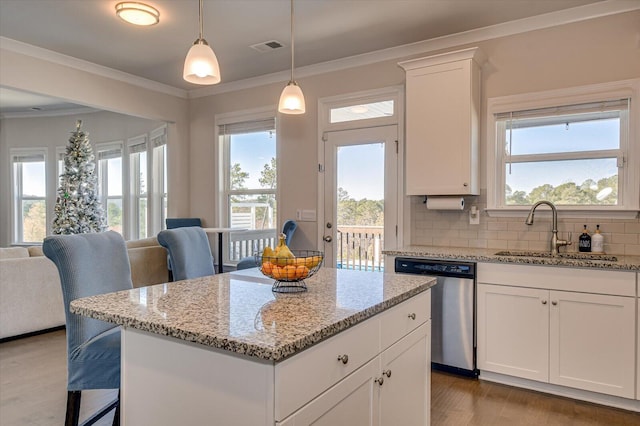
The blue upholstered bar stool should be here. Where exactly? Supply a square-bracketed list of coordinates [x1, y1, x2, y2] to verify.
[43, 231, 133, 426]
[157, 226, 215, 280]
[164, 218, 202, 280]
[236, 220, 298, 270]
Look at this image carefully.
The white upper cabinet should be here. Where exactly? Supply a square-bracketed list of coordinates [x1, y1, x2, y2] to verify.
[399, 47, 484, 195]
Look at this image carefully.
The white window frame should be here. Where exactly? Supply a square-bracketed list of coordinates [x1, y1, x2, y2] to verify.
[96, 141, 125, 234]
[10, 148, 48, 244]
[215, 106, 277, 265]
[486, 79, 639, 218]
[128, 134, 148, 239]
[150, 125, 168, 235]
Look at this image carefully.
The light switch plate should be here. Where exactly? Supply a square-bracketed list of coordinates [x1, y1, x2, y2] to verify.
[296, 209, 317, 222]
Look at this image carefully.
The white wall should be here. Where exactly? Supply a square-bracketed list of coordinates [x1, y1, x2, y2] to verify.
[0, 46, 190, 239]
[188, 10, 640, 250]
[1, 10, 638, 251]
[0, 111, 163, 245]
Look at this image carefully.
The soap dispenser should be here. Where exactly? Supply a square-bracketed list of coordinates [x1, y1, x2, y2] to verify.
[592, 224, 604, 253]
[578, 225, 591, 252]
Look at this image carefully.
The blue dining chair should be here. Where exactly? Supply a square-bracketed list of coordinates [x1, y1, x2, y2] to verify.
[236, 220, 298, 270]
[157, 226, 215, 280]
[43, 231, 132, 426]
[166, 217, 202, 229]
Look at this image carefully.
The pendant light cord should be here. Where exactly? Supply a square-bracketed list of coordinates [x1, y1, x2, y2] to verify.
[198, 0, 204, 40]
[290, 0, 295, 82]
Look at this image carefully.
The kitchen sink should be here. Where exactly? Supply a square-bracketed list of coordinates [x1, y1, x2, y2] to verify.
[493, 250, 618, 262]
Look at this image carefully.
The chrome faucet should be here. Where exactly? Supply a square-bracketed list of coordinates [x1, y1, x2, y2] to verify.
[525, 200, 571, 255]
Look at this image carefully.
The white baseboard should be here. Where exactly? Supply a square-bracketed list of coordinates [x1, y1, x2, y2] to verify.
[480, 370, 640, 413]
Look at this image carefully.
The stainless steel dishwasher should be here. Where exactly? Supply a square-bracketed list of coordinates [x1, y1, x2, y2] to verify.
[395, 257, 478, 377]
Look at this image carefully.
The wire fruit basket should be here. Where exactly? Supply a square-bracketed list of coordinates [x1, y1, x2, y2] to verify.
[256, 250, 324, 293]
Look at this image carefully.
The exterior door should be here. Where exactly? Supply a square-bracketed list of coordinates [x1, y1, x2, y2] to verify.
[322, 125, 398, 270]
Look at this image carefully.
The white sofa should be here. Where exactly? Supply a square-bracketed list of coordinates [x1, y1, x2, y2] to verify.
[0, 237, 168, 340]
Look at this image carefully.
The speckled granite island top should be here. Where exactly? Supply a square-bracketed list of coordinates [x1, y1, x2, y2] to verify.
[384, 246, 640, 271]
[70, 268, 435, 362]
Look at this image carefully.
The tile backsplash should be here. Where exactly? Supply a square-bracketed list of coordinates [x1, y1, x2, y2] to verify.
[410, 192, 640, 256]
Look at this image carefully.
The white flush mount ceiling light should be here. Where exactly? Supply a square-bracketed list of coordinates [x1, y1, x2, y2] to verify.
[183, 0, 221, 85]
[115, 2, 159, 26]
[278, 0, 305, 114]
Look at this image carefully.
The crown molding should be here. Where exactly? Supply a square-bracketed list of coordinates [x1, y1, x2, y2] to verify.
[0, 106, 100, 119]
[189, 0, 639, 98]
[0, 37, 188, 99]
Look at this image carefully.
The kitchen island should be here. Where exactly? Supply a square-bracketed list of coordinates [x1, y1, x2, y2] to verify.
[71, 267, 436, 425]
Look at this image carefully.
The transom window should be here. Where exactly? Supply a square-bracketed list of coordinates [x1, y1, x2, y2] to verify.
[487, 80, 638, 215]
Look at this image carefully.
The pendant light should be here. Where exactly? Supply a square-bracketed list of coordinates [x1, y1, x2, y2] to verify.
[183, 0, 221, 85]
[278, 0, 305, 114]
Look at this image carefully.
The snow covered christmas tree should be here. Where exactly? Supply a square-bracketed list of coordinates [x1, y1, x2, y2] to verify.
[52, 120, 108, 234]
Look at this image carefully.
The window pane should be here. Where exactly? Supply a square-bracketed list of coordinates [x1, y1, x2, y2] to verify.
[230, 194, 276, 230]
[138, 152, 147, 194]
[106, 198, 123, 233]
[509, 115, 620, 156]
[138, 198, 147, 239]
[107, 158, 122, 196]
[505, 158, 618, 206]
[229, 131, 276, 190]
[21, 162, 46, 196]
[21, 200, 46, 242]
[330, 100, 394, 123]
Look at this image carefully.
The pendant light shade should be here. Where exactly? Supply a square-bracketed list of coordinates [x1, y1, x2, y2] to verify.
[183, 0, 220, 85]
[279, 0, 305, 114]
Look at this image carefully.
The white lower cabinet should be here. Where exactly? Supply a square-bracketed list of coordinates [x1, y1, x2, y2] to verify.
[477, 263, 636, 399]
[278, 322, 431, 426]
[477, 284, 549, 382]
[379, 322, 430, 426]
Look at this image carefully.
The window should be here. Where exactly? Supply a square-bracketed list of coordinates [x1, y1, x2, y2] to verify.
[96, 142, 123, 233]
[487, 80, 639, 215]
[330, 100, 394, 123]
[218, 115, 277, 264]
[56, 146, 66, 185]
[11, 149, 47, 243]
[129, 135, 148, 239]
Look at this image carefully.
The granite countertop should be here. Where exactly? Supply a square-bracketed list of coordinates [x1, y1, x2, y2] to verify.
[70, 268, 435, 362]
[384, 246, 640, 271]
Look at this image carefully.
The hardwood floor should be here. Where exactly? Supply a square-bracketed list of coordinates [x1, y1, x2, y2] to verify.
[1, 330, 639, 425]
[0, 330, 116, 426]
[432, 370, 640, 425]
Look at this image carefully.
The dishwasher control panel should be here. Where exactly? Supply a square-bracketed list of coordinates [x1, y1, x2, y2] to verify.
[395, 257, 475, 279]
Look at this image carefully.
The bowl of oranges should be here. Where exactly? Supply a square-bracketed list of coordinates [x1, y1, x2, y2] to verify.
[257, 249, 324, 292]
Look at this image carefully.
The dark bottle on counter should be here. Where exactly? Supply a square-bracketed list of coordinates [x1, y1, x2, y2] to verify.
[578, 225, 591, 252]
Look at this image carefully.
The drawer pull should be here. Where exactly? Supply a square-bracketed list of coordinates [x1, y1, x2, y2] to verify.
[408, 313, 416, 320]
[552, 301, 558, 306]
[337, 354, 349, 364]
[374, 377, 384, 386]
[383, 369, 392, 378]
[541, 300, 547, 305]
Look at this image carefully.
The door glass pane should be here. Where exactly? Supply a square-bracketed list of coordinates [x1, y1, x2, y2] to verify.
[336, 143, 384, 271]
[505, 158, 618, 205]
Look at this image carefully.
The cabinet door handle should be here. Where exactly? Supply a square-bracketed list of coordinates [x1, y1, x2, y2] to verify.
[551, 301, 558, 306]
[337, 354, 349, 364]
[383, 369, 392, 378]
[541, 300, 547, 305]
[374, 377, 384, 386]
[408, 313, 416, 320]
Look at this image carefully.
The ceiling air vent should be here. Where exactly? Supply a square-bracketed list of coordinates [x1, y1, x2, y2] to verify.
[250, 40, 285, 53]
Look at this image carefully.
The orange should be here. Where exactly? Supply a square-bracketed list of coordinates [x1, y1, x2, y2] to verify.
[283, 265, 297, 280]
[271, 266, 283, 279]
[295, 265, 310, 279]
[261, 261, 274, 275]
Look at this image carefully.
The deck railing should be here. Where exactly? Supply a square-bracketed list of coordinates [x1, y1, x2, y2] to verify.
[228, 229, 276, 262]
[226, 226, 385, 271]
[336, 226, 384, 271]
